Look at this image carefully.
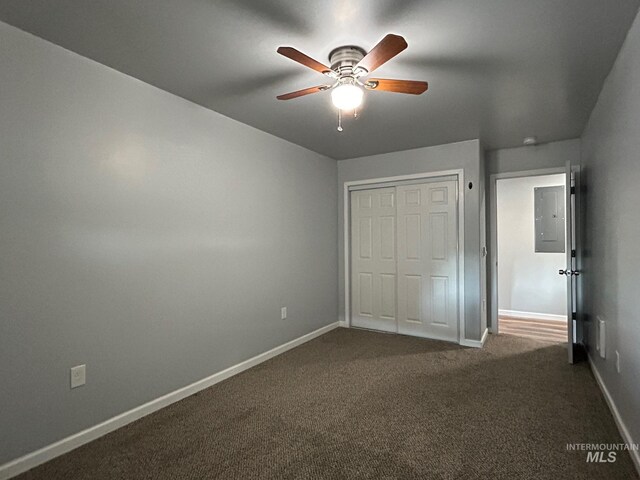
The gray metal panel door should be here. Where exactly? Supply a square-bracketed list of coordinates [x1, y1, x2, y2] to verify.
[535, 185, 565, 253]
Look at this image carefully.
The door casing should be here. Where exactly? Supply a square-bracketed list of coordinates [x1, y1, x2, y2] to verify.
[488, 167, 579, 363]
[343, 170, 467, 345]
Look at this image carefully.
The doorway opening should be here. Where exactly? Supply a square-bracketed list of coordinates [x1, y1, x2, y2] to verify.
[495, 173, 568, 343]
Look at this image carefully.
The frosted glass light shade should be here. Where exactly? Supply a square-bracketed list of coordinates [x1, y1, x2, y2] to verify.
[331, 84, 363, 110]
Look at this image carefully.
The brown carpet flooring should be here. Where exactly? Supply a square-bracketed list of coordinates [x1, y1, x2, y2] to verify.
[15, 328, 638, 480]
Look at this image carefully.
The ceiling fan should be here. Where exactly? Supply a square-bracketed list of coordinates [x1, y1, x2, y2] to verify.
[276, 34, 428, 131]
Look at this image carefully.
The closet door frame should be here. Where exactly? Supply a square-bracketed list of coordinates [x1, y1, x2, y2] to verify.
[344, 170, 466, 344]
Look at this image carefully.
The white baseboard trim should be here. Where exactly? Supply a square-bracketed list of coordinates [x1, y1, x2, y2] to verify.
[499, 309, 567, 322]
[0, 321, 340, 480]
[588, 355, 640, 474]
[459, 328, 489, 348]
[338, 320, 348, 328]
[482, 327, 489, 346]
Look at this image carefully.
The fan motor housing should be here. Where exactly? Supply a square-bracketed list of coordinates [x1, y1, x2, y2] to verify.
[329, 46, 366, 75]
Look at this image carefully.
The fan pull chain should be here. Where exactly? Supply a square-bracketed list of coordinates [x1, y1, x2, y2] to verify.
[337, 109, 343, 132]
[354, 107, 358, 119]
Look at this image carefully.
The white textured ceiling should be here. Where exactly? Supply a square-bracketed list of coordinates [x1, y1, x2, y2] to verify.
[0, 0, 638, 159]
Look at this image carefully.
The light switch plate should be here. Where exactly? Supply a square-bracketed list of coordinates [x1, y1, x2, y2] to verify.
[71, 364, 86, 389]
[281, 307, 287, 320]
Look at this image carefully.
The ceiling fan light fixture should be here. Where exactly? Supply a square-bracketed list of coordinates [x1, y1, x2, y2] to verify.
[276, 34, 427, 129]
[331, 82, 363, 111]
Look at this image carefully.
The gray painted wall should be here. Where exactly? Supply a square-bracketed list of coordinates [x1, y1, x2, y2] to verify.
[0, 22, 338, 464]
[486, 139, 581, 175]
[337, 140, 486, 341]
[580, 10, 640, 449]
[496, 175, 567, 317]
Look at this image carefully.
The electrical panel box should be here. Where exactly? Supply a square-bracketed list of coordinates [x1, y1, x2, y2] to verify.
[534, 185, 565, 253]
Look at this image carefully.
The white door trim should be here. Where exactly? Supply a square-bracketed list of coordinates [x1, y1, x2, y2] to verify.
[488, 167, 566, 334]
[343, 169, 466, 344]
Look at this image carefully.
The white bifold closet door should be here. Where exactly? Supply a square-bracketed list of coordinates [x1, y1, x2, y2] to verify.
[350, 180, 458, 341]
[350, 188, 397, 332]
[396, 181, 458, 341]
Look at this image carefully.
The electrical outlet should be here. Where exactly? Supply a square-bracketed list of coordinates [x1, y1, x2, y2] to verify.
[70, 364, 86, 389]
[281, 307, 287, 320]
[615, 351, 621, 373]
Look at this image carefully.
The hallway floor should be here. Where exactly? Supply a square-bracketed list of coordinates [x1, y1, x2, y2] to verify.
[499, 316, 568, 343]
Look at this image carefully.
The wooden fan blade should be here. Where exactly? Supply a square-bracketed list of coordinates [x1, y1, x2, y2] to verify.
[355, 34, 408, 74]
[277, 47, 334, 76]
[277, 85, 330, 100]
[366, 79, 428, 95]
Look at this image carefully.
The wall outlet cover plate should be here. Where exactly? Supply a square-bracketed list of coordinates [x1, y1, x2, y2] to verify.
[71, 364, 86, 389]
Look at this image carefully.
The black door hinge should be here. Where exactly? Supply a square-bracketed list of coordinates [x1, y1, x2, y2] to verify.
[571, 249, 576, 258]
[570, 186, 576, 194]
[572, 312, 577, 320]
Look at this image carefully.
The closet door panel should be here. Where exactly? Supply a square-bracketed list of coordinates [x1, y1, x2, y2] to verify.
[351, 188, 397, 332]
[397, 181, 458, 341]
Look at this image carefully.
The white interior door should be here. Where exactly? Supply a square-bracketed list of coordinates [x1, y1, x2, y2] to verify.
[565, 162, 583, 363]
[396, 181, 459, 341]
[350, 188, 397, 332]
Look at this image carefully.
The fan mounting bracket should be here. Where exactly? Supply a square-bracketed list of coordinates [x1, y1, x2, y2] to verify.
[328, 45, 367, 77]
